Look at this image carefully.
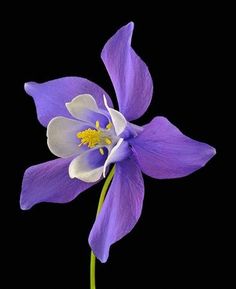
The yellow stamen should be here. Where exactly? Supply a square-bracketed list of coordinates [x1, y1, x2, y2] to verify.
[77, 129, 101, 148]
[96, 120, 100, 129]
[106, 122, 112, 130]
[99, 148, 104, 155]
[105, 138, 112, 145]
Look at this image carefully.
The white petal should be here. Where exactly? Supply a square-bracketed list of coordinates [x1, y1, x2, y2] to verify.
[47, 117, 89, 158]
[69, 149, 107, 182]
[66, 94, 110, 127]
[103, 138, 130, 177]
[66, 94, 99, 119]
[103, 95, 127, 136]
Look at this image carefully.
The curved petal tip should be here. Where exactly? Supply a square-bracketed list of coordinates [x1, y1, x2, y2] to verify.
[126, 21, 134, 30]
[24, 82, 35, 94]
[20, 200, 31, 211]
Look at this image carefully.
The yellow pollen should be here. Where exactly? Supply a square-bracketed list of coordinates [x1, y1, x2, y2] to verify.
[106, 122, 112, 130]
[77, 129, 101, 148]
[96, 120, 100, 129]
[105, 138, 112, 145]
[99, 148, 104, 155]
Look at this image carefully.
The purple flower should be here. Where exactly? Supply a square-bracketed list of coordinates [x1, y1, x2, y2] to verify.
[20, 22, 215, 263]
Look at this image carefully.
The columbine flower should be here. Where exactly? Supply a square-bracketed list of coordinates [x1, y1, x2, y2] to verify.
[20, 22, 215, 263]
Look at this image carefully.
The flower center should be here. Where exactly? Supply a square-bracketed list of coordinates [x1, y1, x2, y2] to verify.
[77, 128, 102, 148]
[76, 121, 113, 153]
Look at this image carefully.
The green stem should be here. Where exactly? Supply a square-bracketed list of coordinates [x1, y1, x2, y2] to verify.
[90, 165, 115, 289]
[90, 253, 96, 289]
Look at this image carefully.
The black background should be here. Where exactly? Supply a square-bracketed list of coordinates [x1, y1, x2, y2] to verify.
[7, 3, 231, 289]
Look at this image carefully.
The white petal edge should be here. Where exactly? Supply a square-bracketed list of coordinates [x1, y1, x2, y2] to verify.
[69, 150, 104, 183]
[66, 94, 99, 119]
[47, 116, 87, 158]
[103, 138, 124, 177]
[103, 95, 127, 136]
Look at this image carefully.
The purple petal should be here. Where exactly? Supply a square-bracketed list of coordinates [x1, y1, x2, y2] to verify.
[25, 77, 113, 127]
[120, 122, 144, 139]
[101, 22, 153, 121]
[130, 117, 216, 179]
[89, 156, 144, 262]
[20, 158, 94, 210]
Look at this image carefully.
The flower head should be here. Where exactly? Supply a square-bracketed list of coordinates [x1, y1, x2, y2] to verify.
[20, 22, 216, 263]
[46, 93, 127, 182]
